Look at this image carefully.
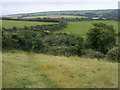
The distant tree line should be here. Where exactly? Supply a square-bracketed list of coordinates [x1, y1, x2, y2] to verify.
[1, 17, 60, 22]
[101, 10, 118, 20]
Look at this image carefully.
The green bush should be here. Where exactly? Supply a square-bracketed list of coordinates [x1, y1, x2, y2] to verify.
[81, 49, 104, 59]
[43, 33, 84, 56]
[47, 46, 73, 56]
[2, 32, 22, 50]
[43, 33, 83, 46]
[32, 34, 45, 53]
[105, 47, 120, 62]
[87, 23, 116, 54]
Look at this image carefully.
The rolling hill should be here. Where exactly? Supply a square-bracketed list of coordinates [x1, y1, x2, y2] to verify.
[3, 9, 118, 20]
[3, 51, 118, 88]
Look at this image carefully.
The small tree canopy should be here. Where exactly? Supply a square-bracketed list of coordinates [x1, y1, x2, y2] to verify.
[87, 23, 116, 54]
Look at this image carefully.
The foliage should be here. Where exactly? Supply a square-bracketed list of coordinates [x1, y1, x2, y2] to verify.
[2, 19, 118, 58]
[81, 49, 104, 59]
[32, 34, 45, 53]
[43, 33, 82, 46]
[2, 32, 22, 50]
[43, 33, 84, 56]
[105, 47, 120, 62]
[87, 23, 116, 54]
[46, 46, 72, 56]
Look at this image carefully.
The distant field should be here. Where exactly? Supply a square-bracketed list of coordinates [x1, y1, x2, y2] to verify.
[23, 15, 87, 19]
[1, 20, 118, 37]
[1, 20, 55, 29]
[29, 10, 113, 16]
[3, 51, 118, 88]
[56, 21, 118, 37]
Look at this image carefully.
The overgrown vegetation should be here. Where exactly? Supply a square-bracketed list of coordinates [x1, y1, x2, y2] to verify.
[87, 23, 116, 54]
[105, 47, 120, 62]
[2, 14, 119, 88]
[81, 49, 104, 59]
[2, 18, 119, 62]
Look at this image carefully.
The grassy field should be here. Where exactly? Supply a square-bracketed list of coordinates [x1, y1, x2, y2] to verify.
[29, 10, 113, 16]
[23, 15, 87, 19]
[1, 20, 55, 29]
[3, 51, 118, 88]
[56, 21, 118, 37]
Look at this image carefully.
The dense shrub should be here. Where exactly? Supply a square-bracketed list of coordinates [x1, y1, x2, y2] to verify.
[81, 49, 104, 59]
[32, 34, 45, 53]
[43, 33, 83, 46]
[105, 47, 120, 62]
[43, 33, 84, 56]
[46, 46, 75, 56]
[21, 30, 38, 51]
[2, 30, 39, 51]
[87, 23, 116, 54]
[2, 31, 84, 56]
[2, 32, 23, 50]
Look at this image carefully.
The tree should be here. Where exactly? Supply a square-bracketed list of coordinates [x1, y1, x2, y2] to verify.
[24, 26, 29, 30]
[87, 23, 116, 54]
[22, 30, 37, 51]
[32, 34, 44, 53]
[12, 26, 17, 30]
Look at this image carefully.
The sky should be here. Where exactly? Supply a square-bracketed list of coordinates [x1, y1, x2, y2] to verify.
[0, 0, 119, 16]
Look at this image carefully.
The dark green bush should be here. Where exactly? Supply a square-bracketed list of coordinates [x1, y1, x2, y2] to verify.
[81, 49, 104, 59]
[87, 23, 116, 54]
[32, 34, 45, 53]
[105, 47, 120, 62]
[43, 33, 84, 56]
[46, 46, 72, 56]
[43, 33, 83, 46]
[2, 32, 22, 50]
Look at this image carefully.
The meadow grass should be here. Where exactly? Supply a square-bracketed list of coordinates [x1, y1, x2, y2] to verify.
[1, 20, 56, 29]
[3, 51, 118, 88]
[56, 21, 118, 37]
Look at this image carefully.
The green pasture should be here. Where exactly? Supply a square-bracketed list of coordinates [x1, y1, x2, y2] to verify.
[1, 20, 55, 29]
[3, 51, 118, 88]
[56, 21, 118, 37]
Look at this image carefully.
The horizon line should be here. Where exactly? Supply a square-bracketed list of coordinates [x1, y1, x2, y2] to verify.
[2, 8, 118, 16]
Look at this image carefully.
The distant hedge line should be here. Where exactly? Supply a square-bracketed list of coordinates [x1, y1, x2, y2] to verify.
[1, 17, 103, 22]
[2, 21, 67, 32]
